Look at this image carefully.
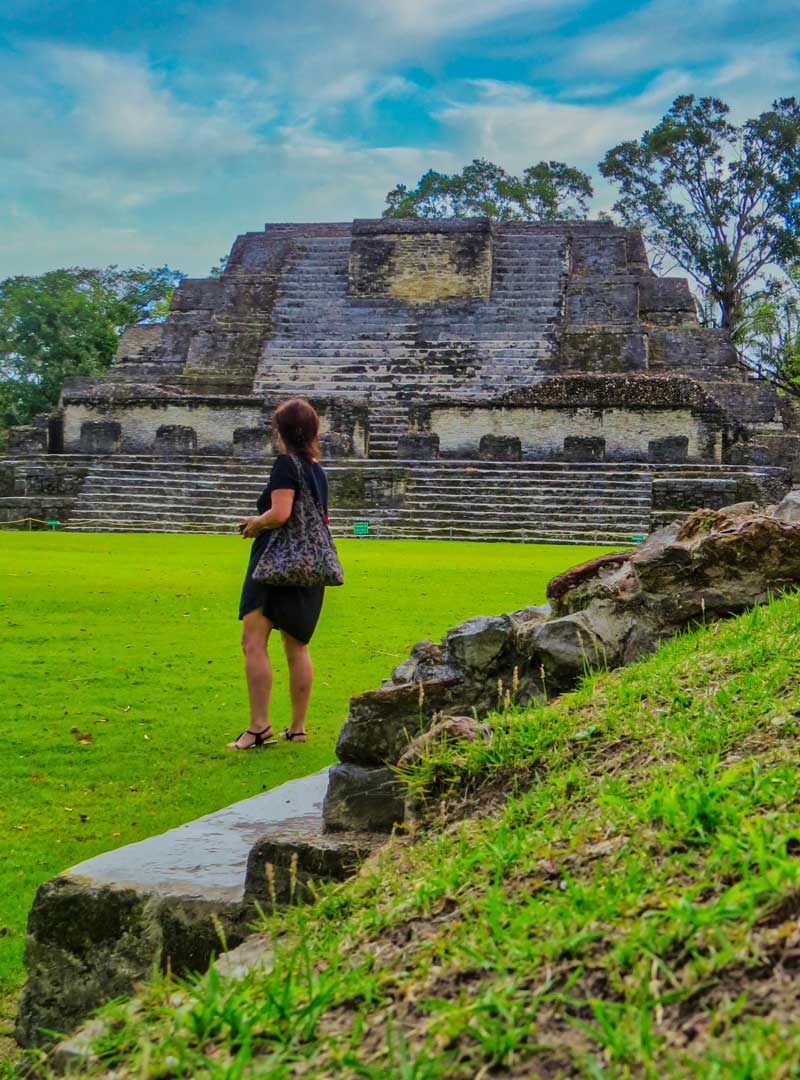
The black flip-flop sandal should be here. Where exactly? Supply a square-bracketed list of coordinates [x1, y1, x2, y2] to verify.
[230, 727, 276, 749]
[280, 729, 307, 742]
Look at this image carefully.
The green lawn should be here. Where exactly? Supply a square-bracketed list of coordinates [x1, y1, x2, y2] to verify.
[0, 533, 616, 991]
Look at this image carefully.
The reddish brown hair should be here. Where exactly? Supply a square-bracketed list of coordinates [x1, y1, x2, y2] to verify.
[271, 397, 321, 462]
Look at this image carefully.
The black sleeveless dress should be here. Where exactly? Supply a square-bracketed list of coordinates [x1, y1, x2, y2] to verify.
[238, 454, 329, 643]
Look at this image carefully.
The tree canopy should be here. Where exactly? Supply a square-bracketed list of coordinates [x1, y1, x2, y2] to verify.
[599, 95, 800, 333]
[738, 266, 800, 394]
[0, 265, 183, 432]
[383, 158, 593, 222]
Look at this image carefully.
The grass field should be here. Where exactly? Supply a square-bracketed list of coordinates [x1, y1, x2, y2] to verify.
[0, 532, 617, 993]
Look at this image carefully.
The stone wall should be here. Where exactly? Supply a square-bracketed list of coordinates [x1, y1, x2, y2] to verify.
[348, 218, 493, 303]
[428, 404, 723, 462]
[63, 400, 267, 455]
[0, 456, 94, 526]
[61, 394, 370, 458]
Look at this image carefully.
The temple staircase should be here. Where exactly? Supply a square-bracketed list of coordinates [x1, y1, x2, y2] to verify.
[251, 228, 567, 415]
[53, 455, 749, 545]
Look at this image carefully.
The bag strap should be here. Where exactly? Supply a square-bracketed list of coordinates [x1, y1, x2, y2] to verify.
[289, 454, 326, 515]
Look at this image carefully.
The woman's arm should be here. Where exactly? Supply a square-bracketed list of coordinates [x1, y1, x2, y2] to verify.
[239, 489, 295, 538]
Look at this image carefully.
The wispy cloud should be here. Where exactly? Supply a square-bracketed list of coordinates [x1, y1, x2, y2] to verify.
[1, 0, 797, 277]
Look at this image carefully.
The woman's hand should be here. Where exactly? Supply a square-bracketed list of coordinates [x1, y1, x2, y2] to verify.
[238, 516, 265, 539]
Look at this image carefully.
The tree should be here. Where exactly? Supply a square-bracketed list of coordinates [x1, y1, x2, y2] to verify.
[599, 96, 800, 334]
[738, 266, 800, 395]
[208, 255, 229, 279]
[383, 158, 593, 221]
[0, 265, 184, 431]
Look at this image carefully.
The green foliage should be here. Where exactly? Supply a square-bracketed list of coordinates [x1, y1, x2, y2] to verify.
[0, 533, 612, 994]
[738, 265, 800, 395]
[208, 256, 229, 279]
[52, 589, 800, 1077]
[0, 265, 183, 431]
[599, 95, 800, 333]
[383, 157, 593, 222]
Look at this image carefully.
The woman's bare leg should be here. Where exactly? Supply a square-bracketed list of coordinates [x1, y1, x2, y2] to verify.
[228, 609, 274, 748]
[281, 630, 312, 739]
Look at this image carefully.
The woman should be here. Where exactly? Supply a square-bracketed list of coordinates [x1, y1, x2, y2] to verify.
[228, 397, 329, 750]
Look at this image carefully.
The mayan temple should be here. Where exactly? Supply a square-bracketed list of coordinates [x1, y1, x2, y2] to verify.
[2, 217, 799, 540]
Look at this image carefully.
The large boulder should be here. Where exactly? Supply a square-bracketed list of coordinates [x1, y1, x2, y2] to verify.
[322, 765, 406, 832]
[335, 678, 462, 766]
[388, 639, 460, 686]
[543, 498, 800, 679]
[443, 614, 513, 671]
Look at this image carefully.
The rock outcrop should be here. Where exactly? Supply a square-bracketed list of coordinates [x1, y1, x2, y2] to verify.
[325, 494, 800, 834]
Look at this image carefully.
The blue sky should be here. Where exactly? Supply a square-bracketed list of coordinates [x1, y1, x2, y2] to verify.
[1, 0, 798, 278]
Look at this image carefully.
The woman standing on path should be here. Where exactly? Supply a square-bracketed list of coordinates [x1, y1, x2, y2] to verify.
[228, 398, 329, 750]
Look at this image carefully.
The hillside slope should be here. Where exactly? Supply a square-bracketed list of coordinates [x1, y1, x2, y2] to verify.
[36, 591, 800, 1078]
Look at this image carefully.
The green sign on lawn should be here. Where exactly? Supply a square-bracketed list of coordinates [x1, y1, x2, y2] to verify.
[630, 533, 646, 542]
[353, 521, 369, 537]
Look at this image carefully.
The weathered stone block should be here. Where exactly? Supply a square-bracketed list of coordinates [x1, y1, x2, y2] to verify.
[154, 424, 197, 456]
[571, 233, 628, 274]
[336, 678, 461, 766]
[652, 477, 737, 512]
[530, 614, 610, 683]
[15, 770, 339, 1045]
[443, 614, 513, 671]
[728, 443, 773, 467]
[7, 425, 48, 454]
[79, 420, 121, 455]
[565, 281, 638, 325]
[322, 764, 406, 832]
[563, 435, 605, 462]
[479, 434, 521, 461]
[320, 431, 354, 458]
[397, 433, 439, 460]
[245, 821, 383, 897]
[773, 491, 800, 524]
[389, 639, 458, 685]
[398, 715, 492, 768]
[349, 218, 492, 303]
[561, 330, 648, 372]
[638, 278, 697, 326]
[232, 426, 269, 456]
[648, 436, 689, 463]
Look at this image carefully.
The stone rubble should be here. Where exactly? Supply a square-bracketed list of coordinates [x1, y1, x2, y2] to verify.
[325, 493, 800, 834]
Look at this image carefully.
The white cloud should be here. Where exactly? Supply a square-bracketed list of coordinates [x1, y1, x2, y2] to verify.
[2, 0, 798, 278]
[0, 42, 276, 217]
[44, 44, 269, 166]
[433, 79, 650, 172]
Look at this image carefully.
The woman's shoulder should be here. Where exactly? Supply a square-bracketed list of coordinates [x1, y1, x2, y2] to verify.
[268, 453, 299, 484]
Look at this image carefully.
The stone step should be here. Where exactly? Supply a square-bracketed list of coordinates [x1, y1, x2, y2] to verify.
[63, 453, 772, 475]
[72, 494, 653, 520]
[71, 485, 653, 506]
[25, 451, 779, 476]
[66, 519, 645, 543]
[74, 468, 652, 489]
[14, 767, 385, 1046]
[68, 499, 650, 525]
